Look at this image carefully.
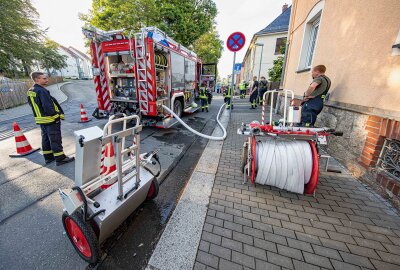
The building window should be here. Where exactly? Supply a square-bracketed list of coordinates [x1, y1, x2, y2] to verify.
[305, 19, 320, 67]
[298, 0, 324, 71]
[275, 37, 287, 55]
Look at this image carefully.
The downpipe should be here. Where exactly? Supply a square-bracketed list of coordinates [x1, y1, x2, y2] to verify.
[161, 103, 227, 141]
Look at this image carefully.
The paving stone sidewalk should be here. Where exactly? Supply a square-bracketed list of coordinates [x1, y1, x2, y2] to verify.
[194, 106, 400, 270]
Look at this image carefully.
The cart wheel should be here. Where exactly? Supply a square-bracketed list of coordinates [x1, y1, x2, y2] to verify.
[241, 141, 249, 173]
[146, 179, 159, 200]
[62, 211, 100, 264]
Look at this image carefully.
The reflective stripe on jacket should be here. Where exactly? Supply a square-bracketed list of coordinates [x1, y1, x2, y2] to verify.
[199, 87, 208, 99]
[225, 87, 232, 98]
[27, 84, 65, 125]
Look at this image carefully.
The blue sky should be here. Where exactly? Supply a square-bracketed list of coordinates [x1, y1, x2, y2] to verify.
[33, 0, 292, 78]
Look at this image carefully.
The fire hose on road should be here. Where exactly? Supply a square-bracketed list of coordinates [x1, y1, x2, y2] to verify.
[161, 103, 227, 141]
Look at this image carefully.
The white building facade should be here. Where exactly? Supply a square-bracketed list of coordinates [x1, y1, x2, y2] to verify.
[68, 47, 93, 79]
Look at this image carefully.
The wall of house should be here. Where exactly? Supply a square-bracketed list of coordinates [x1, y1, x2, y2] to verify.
[68, 48, 93, 79]
[283, 0, 400, 199]
[283, 0, 400, 116]
[242, 33, 288, 82]
[58, 49, 79, 78]
[252, 33, 288, 81]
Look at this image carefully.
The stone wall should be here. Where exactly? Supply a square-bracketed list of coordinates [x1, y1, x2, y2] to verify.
[315, 105, 369, 178]
[276, 95, 400, 201]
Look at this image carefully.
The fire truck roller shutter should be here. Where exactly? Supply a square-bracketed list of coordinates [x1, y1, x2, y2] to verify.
[155, 53, 168, 67]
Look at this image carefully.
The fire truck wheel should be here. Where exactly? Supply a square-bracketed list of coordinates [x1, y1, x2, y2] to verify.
[173, 100, 183, 118]
[62, 211, 100, 264]
[146, 179, 159, 200]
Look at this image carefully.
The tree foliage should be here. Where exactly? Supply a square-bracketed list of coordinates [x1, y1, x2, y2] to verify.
[193, 28, 223, 64]
[268, 41, 286, 82]
[38, 40, 68, 76]
[0, 0, 66, 77]
[0, 0, 42, 75]
[80, 0, 222, 63]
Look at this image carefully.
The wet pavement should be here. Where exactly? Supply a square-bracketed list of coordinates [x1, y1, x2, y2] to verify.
[98, 115, 216, 270]
[0, 80, 224, 269]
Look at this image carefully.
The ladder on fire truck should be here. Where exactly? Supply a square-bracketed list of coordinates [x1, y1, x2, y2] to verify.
[133, 30, 149, 115]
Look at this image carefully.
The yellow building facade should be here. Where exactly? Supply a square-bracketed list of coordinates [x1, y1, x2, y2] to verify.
[283, 0, 400, 197]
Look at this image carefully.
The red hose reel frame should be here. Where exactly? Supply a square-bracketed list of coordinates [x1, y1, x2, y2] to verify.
[249, 136, 319, 195]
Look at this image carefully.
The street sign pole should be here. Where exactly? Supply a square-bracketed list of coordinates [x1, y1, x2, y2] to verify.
[230, 51, 236, 111]
[226, 31, 246, 112]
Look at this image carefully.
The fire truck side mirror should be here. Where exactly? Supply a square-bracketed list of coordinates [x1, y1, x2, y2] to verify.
[92, 68, 100, 76]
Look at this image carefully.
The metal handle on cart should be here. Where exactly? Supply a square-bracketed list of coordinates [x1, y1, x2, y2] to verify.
[262, 89, 294, 126]
[103, 114, 140, 136]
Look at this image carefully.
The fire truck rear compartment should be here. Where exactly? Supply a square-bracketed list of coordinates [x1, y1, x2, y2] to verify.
[107, 54, 138, 113]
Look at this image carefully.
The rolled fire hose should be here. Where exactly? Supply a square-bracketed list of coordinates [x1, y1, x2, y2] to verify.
[254, 139, 313, 194]
[162, 103, 227, 141]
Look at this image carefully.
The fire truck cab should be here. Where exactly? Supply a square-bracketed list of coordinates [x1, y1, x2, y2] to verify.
[83, 26, 212, 128]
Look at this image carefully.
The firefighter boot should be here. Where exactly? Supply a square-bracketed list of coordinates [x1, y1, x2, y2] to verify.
[56, 156, 75, 166]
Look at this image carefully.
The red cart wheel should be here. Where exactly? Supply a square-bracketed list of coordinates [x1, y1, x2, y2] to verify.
[146, 179, 159, 200]
[251, 136, 257, 184]
[62, 211, 100, 264]
[304, 141, 319, 195]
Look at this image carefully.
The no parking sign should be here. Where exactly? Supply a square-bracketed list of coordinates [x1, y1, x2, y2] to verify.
[226, 32, 246, 109]
[226, 32, 246, 52]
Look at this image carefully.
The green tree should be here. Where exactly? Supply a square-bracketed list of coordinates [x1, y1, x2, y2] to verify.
[80, 0, 219, 48]
[268, 41, 286, 82]
[0, 0, 43, 76]
[157, 0, 217, 47]
[79, 0, 160, 33]
[193, 28, 223, 64]
[38, 40, 67, 76]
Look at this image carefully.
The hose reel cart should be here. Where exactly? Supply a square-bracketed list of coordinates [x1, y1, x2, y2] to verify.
[59, 114, 161, 264]
[239, 90, 342, 195]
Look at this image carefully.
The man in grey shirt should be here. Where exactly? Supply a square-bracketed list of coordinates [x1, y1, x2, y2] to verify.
[300, 65, 331, 126]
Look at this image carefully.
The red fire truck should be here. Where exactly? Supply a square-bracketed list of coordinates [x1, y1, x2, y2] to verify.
[82, 26, 215, 128]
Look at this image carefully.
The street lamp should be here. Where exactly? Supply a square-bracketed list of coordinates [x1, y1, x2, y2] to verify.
[255, 43, 264, 81]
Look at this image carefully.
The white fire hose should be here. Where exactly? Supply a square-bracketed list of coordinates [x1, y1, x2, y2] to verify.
[254, 139, 313, 194]
[162, 103, 227, 141]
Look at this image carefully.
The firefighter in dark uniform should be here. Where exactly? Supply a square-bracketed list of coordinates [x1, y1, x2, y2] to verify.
[258, 76, 268, 105]
[199, 83, 209, 112]
[27, 72, 74, 165]
[300, 65, 331, 127]
[224, 85, 232, 109]
[249, 76, 259, 109]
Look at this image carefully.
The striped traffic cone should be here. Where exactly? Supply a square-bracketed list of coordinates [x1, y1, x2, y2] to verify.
[100, 143, 117, 189]
[79, 104, 92, 123]
[9, 122, 40, 158]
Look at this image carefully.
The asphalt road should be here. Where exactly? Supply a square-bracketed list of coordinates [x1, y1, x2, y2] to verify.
[0, 80, 224, 269]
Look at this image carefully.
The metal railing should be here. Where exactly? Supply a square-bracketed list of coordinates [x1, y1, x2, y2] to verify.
[377, 139, 400, 181]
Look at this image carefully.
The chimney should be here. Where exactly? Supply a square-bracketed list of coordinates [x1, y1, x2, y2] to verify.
[282, 3, 289, 13]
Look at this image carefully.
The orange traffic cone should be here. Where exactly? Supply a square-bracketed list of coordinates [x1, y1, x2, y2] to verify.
[100, 143, 117, 189]
[79, 104, 92, 123]
[9, 122, 40, 157]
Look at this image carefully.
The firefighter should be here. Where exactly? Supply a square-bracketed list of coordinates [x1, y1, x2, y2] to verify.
[27, 72, 74, 166]
[258, 76, 268, 105]
[249, 76, 259, 109]
[199, 83, 209, 112]
[239, 81, 246, 99]
[300, 65, 331, 127]
[224, 85, 232, 110]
